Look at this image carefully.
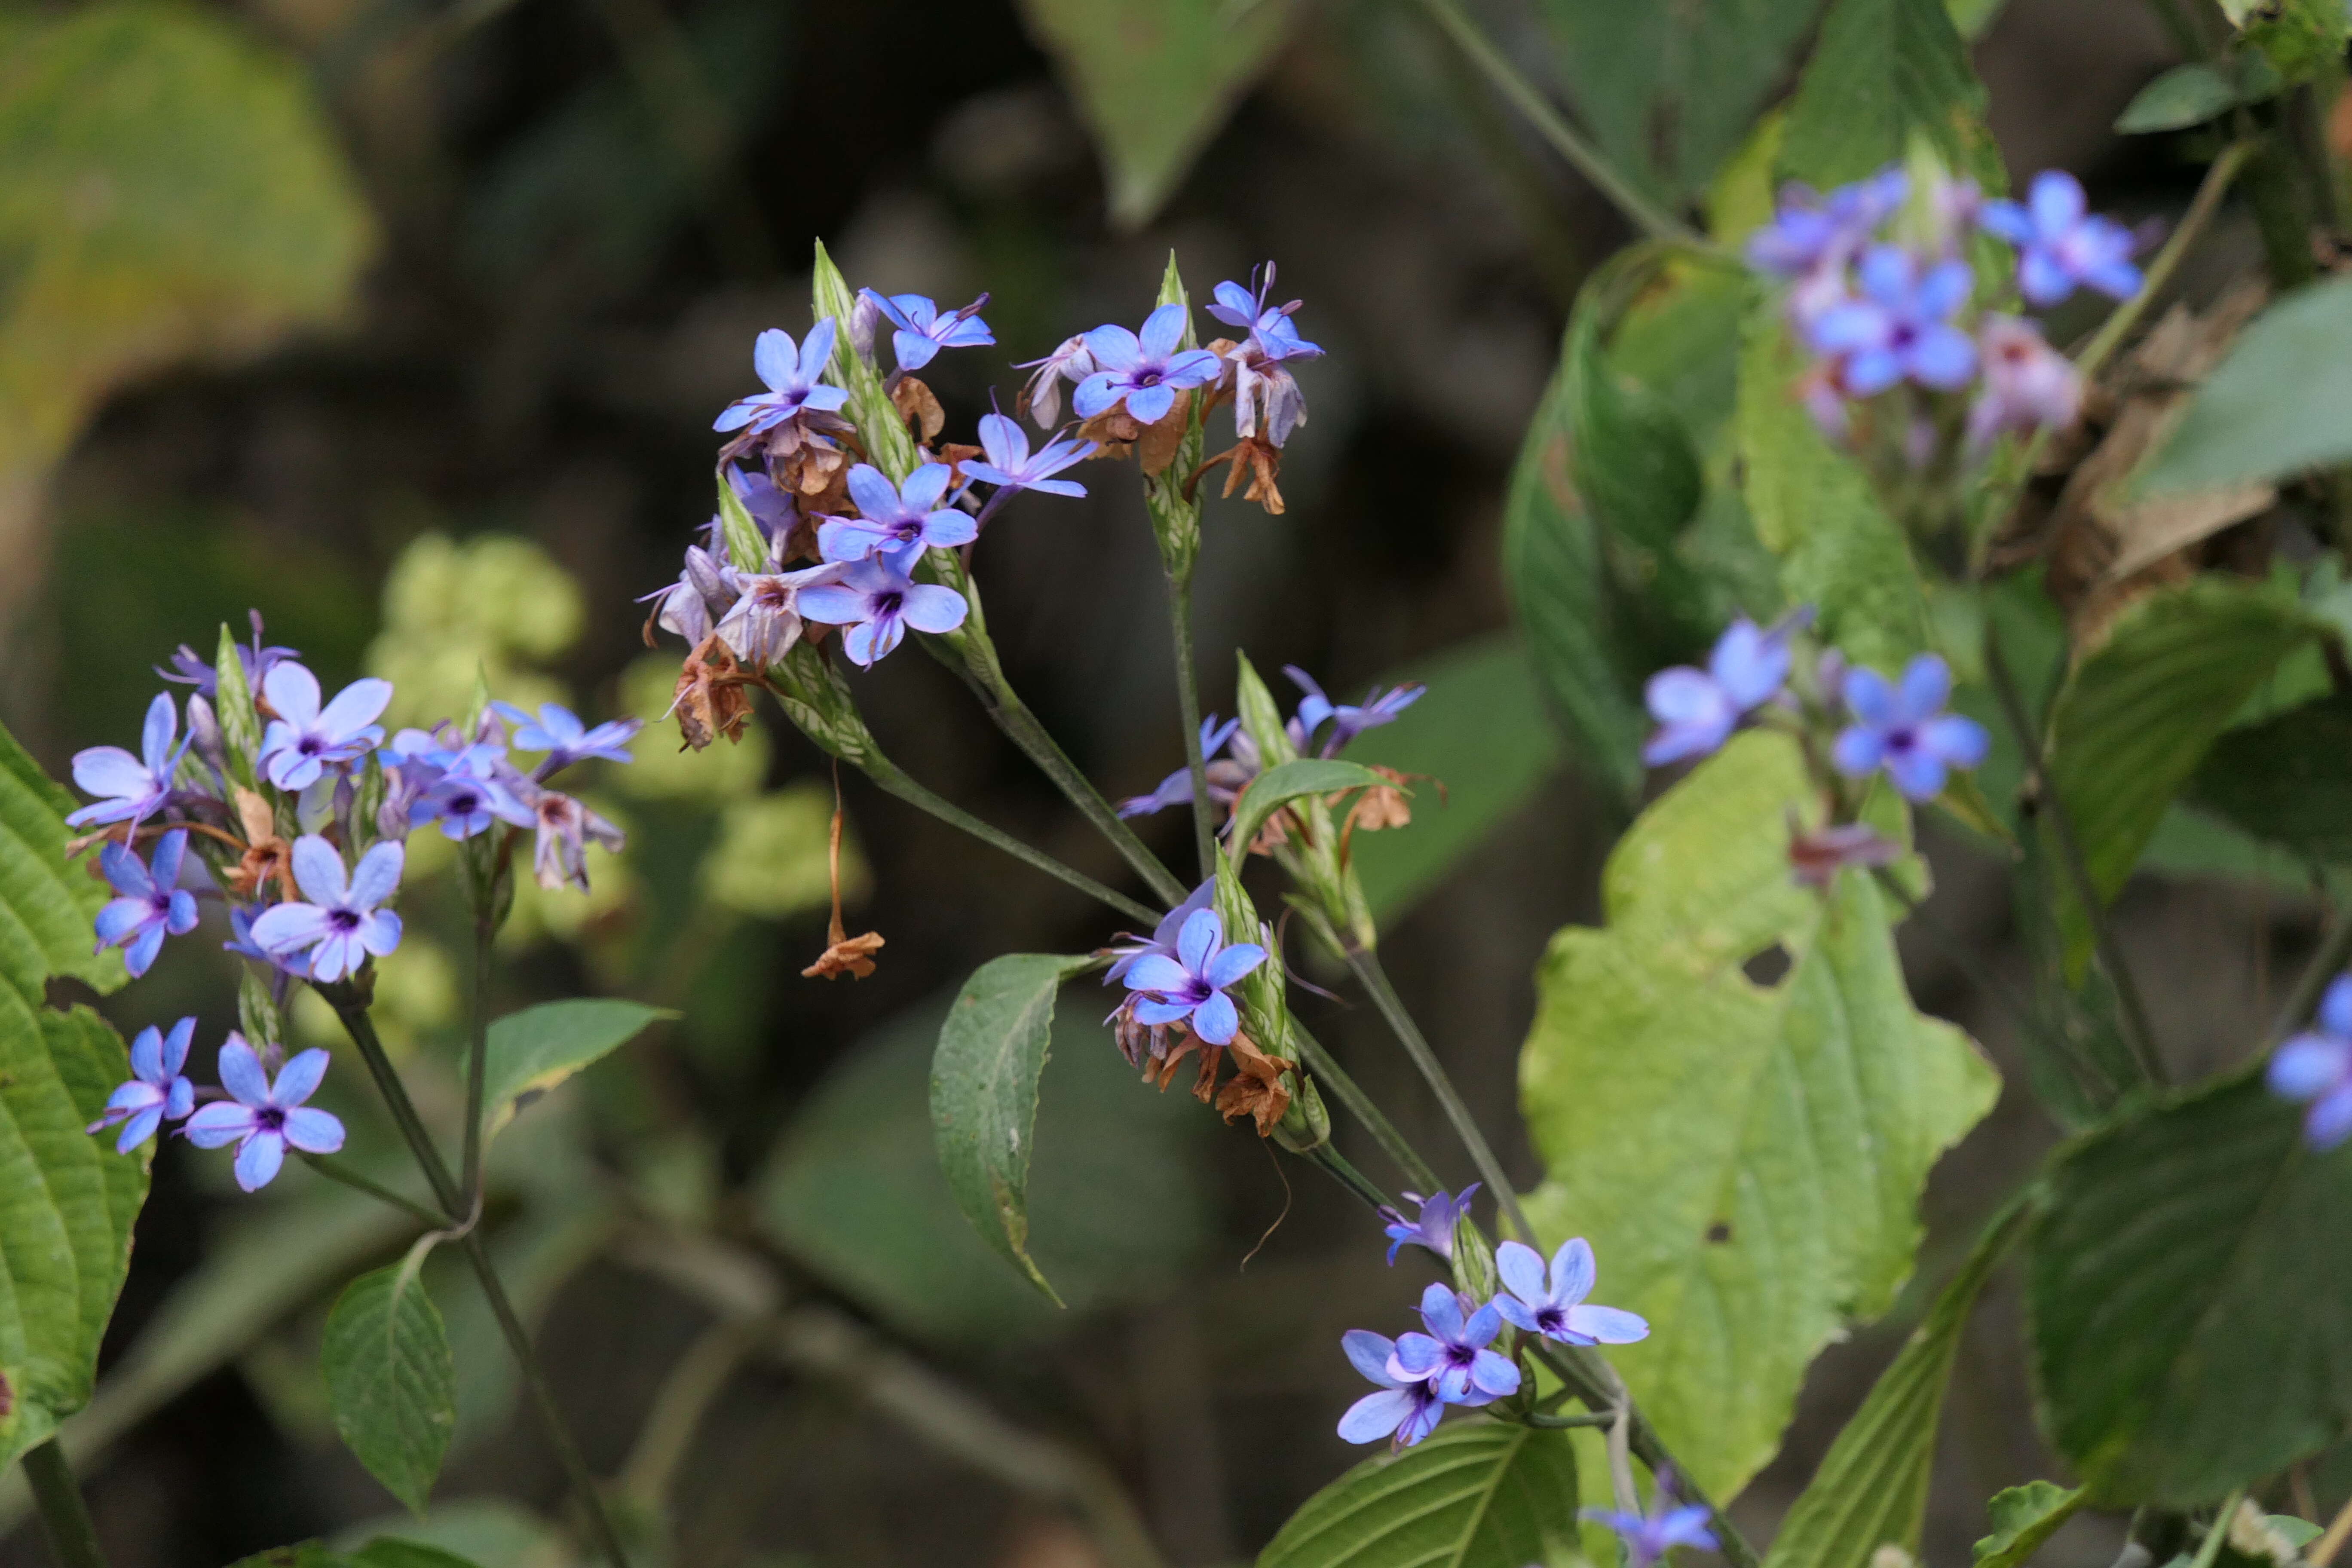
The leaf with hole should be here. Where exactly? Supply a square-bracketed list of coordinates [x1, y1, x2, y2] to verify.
[322, 1265, 458, 1515]
[1256, 1420, 1580, 1568]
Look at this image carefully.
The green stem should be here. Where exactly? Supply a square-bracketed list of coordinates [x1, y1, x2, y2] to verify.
[1292, 1021, 1443, 1192]
[2077, 140, 2257, 385]
[1523, 1412, 1617, 1429]
[300, 1152, 452, 1228]
[460, 908, 493, 1216]
[326, 998, 634, 1568]
[1342, 946, 1535, 1241]
[2267, 903, 2352, 1049]
[986, 692, 1190, 907]
[1410, 0, 1704, 250]
[1166, 572, 1217, 883]
[1308, 1142, 1393, 1212]
[21, 1439, 107, 1568]
[2190, 1491, 2248, 1568]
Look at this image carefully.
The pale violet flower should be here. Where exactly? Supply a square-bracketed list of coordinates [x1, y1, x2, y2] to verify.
[249, 836, 404, 983]
[714, 321, 849, 435]
[1493, 1237, 1650, 1346]
[87, 1017, 197, 1153]
[184, 1034, 345, 1191]
[1337, 1331, 1445, 1449]
[257, 663, 392, 791]
[68, 692, 190, 829]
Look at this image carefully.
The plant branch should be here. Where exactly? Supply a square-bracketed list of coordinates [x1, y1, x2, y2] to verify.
[2077, 139, 2257, 384]
[2191, 1491, 2248, 1568]
[2266, 902, 2352, 1050]
[1166, 572, 1218, 882]
[21, 1439, 107, 1568]
[2312, 1486, 2352, 1567]
[1291, 1020, 1443, 1192]
[460, 906, 495, 1218]
[300, 1152, 450, 1228]
[619, 1317, 766, 1508]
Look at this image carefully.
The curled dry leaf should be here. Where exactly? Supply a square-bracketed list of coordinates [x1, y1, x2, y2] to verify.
[671, 634, 756, 750]
[891, 374, 946, 443]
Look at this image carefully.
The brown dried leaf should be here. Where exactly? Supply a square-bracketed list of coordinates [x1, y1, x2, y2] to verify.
[1216, 1032, 1294, 1135]
[802, 930, 884, 980]
[891, 375, 946, 443]
[1135, 389, 1194, 477]
[671, 635, 754, 750]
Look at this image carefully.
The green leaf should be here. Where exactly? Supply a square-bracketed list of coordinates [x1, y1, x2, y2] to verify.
[478, 998, 672, 1144]
[2114, 57, 2280, 133]
[929, 954, 1102, 1304]
[1765, 1208, 2026, 1568]
[1256, 1421, 1580, 1568]
[2030, 1069, 2352, 1506]
[1014, 0, 1298, 228]
[2182, 692, 2352, 865]
[347, 1540, 489, 1568]
[225, 1545, 348, 1568]
[2141, 277, 2352, 496]
[1228, 760, 1394, 866]
[1736, 304, 1932, 672]
[1520, 731, 1999, 1500]
[1341, 636, 1566, 922]
[0, 715, 144, 1471]
[322, 1265, 457, 1516]
[1778, 0, 1995, 187]
[1568, 299, 1703, 552]
[715, 471, 767, 575]
[1972, 1481, 2086, 1568]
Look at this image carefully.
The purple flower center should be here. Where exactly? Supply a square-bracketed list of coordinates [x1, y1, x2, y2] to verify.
[873, 589, 904, 618]
[256, 1106, 286, 1133]
[329, 908, 361, 932]
[1133, 369, 1164, 387]
[298, 735, 326, 756]
[449, 787, 481, 814]
[1443, 1342, 1476, 1369]
[1884, 725, 1920, 756]
[1535, 1305, 1568, 1334]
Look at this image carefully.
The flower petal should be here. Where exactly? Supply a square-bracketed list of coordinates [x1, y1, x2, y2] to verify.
[1337, 1388, 1414, 1444]
[271, 1047, 332, 1108]
[1342, 1329, 1400, 1387]
[1190, 990, 1239, 1045]
[347, 841, 406, 910]
[899, 584, 970, 634]
[250, 902, 333, 955]
[1495, 1240, 1548, 1305]
[1418, 1281, 1465, 1341]
[1139, 303, 1188, 358]
[70, 747, 151, 804]
[263, 662, 323, 726]
[281, 1106, 346, 1154]
[1564, 1304, 1651, 1344]
[317, 677, 395, 739]
[289, 835, 350, 905]
[183, 1102, 259, 1148]
[1550, 1236, 1598, 1307]
[234, 1130, 287, 1191]
[1203, 942, 1265, 990]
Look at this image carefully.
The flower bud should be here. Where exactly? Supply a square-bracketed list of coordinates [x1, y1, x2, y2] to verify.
[1271, 1071, 1330, 1153]
[186, 693, 226, 780]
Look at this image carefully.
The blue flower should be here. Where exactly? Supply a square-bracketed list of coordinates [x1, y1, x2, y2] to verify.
[1642, 618, 1795, 767]
[962, 413, 1095, 499]
[87, 1016, 197, 1153]
[818, 463, 979, 564]
[184, 1034, 345, 1191]
[2270, 973, 2352, 1151]
[156, 612, 298, 699]
[1285, 669, 1424, 757]
[1207, 263, 1323, 362]
[492, 701, 643, 772]
[796, 549, 969, 668]
[1337, 1330, 1446, 1449]
[1073, 305, 1223, 426]
[1386, 1281, 1521, 1405]
[857, 290, 995, 373]
[714, 322, 851, 435]
[1014, 335, 1097, 428]
[643, 545, 740, 647]
[249, 836, 404, 983]
[1118, 906, 1266, 1047]
[1584, 1473, 1719, 1568]
[1104, 879, 1217, 985]
[1376, 1184, 1480, 1265]
[1809, 245, 1979, 396]
[1746, 169, 1909, 277]
[68, 693, 191, 830]
[1114, 717, 1243, 818]
[1493, 1237, 1649, 1346]
[256, 663, 392, 792]
[225, 903, 307, 977]
[95, 830, 199, 978]
[1979, 171, 2141, 307]
[407, 744, 535, 840]
[1832, 654, 1989, 802]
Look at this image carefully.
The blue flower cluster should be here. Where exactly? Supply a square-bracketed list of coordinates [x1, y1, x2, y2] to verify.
[2272, 973, 2352, 1151]
[66, 619, 638, 1189]
[1115, 667, 1424, 822]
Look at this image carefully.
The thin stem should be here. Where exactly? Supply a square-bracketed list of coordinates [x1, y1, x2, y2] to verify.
[2312, 1486, 2352, 1567]
[1522, 1412, 1617, 1429]
[21, 1439, 107, 1568]
[859, 755, 1161, 928]
[1981, 633, 2167, 1086]
[329, 995, 462, 1214]
[1165, 573, 1217, 882]
[1308, 1142, 1393, 1212]
[1410, 0, 1703, 249]
[2077, 140, 2257, 384]
[1342, 946, 1535, 1241]
[2191, 1492, 2248, 1568]
[460, 906, 494, 1217]
[619, 1318, 765, 1505]
[2268, 904, 2352, 1050]
[1292, 1022, 1443, 1192]
[300, 1152, 452, 1228]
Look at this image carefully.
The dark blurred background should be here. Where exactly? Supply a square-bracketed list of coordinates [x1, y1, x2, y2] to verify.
[0, 0, 2303, 1564]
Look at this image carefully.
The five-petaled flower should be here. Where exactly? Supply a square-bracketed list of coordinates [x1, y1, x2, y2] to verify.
[493, 701, 643, 774]
[1377, 1184, 1480, 1265]
[1493, 1237, 1651, 1346]
[2269, 973, 2352, 1151]
[1286, 668, 1423, 757]
[796, 549, 969, 668]
[257, 663, 393, 792]
[1808, 246, 1979, 397]
[1207, 265, 1321, 362]
[1073, 305, 1223, 426]
[407, 744, 535, 841]
[962, 413, 1094, 499]
[1643, 619, 1796, 766]
[1831, 654, 1989, 802]
[88, 1016, 197, 1153]
[1979, 170, 2142, 307]
[1115, 717, 1245, 819]
[250, 836, 405, 983]
[69, 692, 191, 829]
[96, 829, 200, 978]
[714, 321, 851, 435]
[1387, 1281, 1522, 1405]
[818, 463, 979, 564]
[1583, 1472, 1719, 1568]
[1118, 906, 1266, 1047]
[184, 1034, 346, 1191]
[1337, 1330, 1446, 1449]
[1746, 169, 1909, 280]
[857, 290, 995, 372]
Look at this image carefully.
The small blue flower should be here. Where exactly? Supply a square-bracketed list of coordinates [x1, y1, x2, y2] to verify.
[1118, 906, 1266, 1047]
[2270, 973, 2352, 1151]
[256, 663, 392, 792]
[156, 612, 298, 700]
[1285, 669, 1424, 758]
[1115, 717, 1243, 819]
[1104, 879, 1217, 986]
[225, 904, 308, 977]
[1584, 1473, 1719, 1568]
[796, 549, 969, 668]
[184, 1033, 345, 1191]
[87, 1016, 197, 1154]
[1073, 305, 1223, 426]
[642, 545, 740, 648]
[857, 290, 995, 373]
[962, 413, 1095, 499]
[714, 322, 851, 435]
[1338, 1330, 1446, 1449]
[1493, 1237, 1649, 1346]
[95, 830, 200, 978]
[1746, 169, 1909, 277]
[818, 463, 979, 564]
[1832, 654, 1989, 802]
[1386, 1281, 1521, 1405]
[1979, 170, 2141, 307]
[407, 744, 535, 840]
[249, 836, 404, 983]
[1207, 264, 1322, 362]
[68, 693, 191, 830]
[1809, 246, 1979, 396]
[1642, 618, 1795, 767]
[1376, 1184, 1480, 1265]
[1014, 334, 1096, 429]
[492, 701, 643, 772]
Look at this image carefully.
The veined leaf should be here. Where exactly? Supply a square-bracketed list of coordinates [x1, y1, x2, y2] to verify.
[322, 1265, 457, 1516]
[1778, 0, 1997, 187]
[1257, 1420, 1579, 1568]
[477, 998, 672, 1145]
[2182, 691, 2352, 865]
[1520, 731, 1998, 1500]
[1228, 760, 1393, 867]
[2141, 277, 2352, 497]
[929, 954, 1102, 1303]
[2115, 57, 2280, 134]
[1972, 1481, 2086, 1568]
[2030, 1069, 2352, 1505]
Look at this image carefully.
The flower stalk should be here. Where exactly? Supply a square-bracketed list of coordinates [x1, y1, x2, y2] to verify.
[22, 1439, 109, 1568]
